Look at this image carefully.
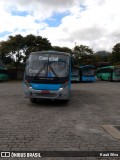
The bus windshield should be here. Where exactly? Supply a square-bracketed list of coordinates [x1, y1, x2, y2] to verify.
[114, 67, 120, 76]
[26, 53, 69, 78]
[82, 67, 95, 76]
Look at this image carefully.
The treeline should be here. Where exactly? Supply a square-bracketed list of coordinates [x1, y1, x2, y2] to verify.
[0, 34, 120, 69]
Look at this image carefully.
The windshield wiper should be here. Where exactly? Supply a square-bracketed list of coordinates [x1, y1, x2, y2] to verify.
[49, 65, 58, 77]
[34, 65, 47, 77]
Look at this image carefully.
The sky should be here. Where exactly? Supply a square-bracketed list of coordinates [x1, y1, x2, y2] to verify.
[0, 0, 120, 52]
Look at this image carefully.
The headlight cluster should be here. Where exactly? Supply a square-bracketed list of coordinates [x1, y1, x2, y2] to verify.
[24, 80, 31, 88]
[60, 81, 68, 89]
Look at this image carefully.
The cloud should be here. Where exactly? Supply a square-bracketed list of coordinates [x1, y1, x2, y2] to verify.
[40, 0, 120, 51]
[3, 0, 80, 19]
[0, 0, 120, 51]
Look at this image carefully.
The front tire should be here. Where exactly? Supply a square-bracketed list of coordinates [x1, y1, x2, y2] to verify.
[108, 75, 113, 82]
[110, 74, 113, 82]
[63, 99, 69, 103]
[30, 98, 37, 103]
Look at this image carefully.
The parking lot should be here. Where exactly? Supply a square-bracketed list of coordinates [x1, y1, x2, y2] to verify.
[0, 80, 120, 160]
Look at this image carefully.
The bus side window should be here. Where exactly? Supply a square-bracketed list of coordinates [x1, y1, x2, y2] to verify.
[106, 69, 108, 73]
[107, 68, 110, 73]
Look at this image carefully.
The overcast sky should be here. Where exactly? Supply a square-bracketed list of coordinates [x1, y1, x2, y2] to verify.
[0, 0, 120, 52]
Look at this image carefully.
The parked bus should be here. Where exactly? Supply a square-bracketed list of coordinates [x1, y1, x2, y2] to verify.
[0, 67, 8, 81]
[0, 59, 9, 81]
[96, 66, 120, 81]
[71, 66, 80, 82]
[24, 51, 71, 103]
[80, 65, 96, 82]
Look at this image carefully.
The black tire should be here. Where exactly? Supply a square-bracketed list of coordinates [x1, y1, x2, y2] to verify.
[63, 99, 69, 103]
[110, 69, 113, 82]
[110, 78, 113, 82]
[108, 75, 113, 82]
[30, 98, 37, 103]
[110, 74, 113, 82]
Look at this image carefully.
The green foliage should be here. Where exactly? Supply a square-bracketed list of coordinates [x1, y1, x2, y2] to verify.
[73, 45, 94, 65]
[0, 34, 52, 65]
[93, 51, 111, 67]
[111, 43, 120, 64]
[1, 33, 120, 76]
[23, 34, 52, 62]
[0, 34, 52, 78]
[52, 46, 73, 54]
[0, 41, 12, 62]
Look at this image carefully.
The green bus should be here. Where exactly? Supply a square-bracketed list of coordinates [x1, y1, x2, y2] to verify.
[0, 67, 8, 81]
[0, 59, 8, 81]
[97, 66, 120, 81]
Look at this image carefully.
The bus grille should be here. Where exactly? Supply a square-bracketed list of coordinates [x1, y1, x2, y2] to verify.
[33, 93, 58, 98]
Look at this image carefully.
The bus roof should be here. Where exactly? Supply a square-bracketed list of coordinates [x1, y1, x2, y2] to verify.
[80, 65, 95, 68]
[30, 50, 70, 56]
[97, 65, 120, 70]
[0, 67, 7, 70]
[97, 66, 114, 70]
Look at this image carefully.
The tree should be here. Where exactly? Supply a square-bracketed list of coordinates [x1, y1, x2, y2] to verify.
[23, 34, 52, 62]
[0, 41, 15, 65]
[92, 51, 111, 67]
[0, 34, 52, 79]
[73, 45, 94, 65]
[52, 46, 73, 54]
[111, 43, 120, 64]
[3, 35, 26, 78]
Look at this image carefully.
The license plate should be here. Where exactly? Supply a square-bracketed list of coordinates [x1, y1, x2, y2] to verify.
[41, 90, 49, 94]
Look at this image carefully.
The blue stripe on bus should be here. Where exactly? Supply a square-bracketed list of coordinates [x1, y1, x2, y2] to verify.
[30, 83, 61, 91]
[82, 76, 95, 82]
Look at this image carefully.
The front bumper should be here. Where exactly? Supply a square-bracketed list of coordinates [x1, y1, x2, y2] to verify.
[24, 85, 70, 100]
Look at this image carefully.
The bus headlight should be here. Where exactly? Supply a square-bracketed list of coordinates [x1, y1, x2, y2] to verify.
[59, 88, 63, 91]
[24, 80, 31, 88]
[61, 81, 68, 89]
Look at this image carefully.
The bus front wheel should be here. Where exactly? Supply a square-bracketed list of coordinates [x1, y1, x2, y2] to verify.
[63, 99, 69, 103]
[100, 76, 103, 81]
[30, 98, 37, 103]
[108, 76, 113, 82]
